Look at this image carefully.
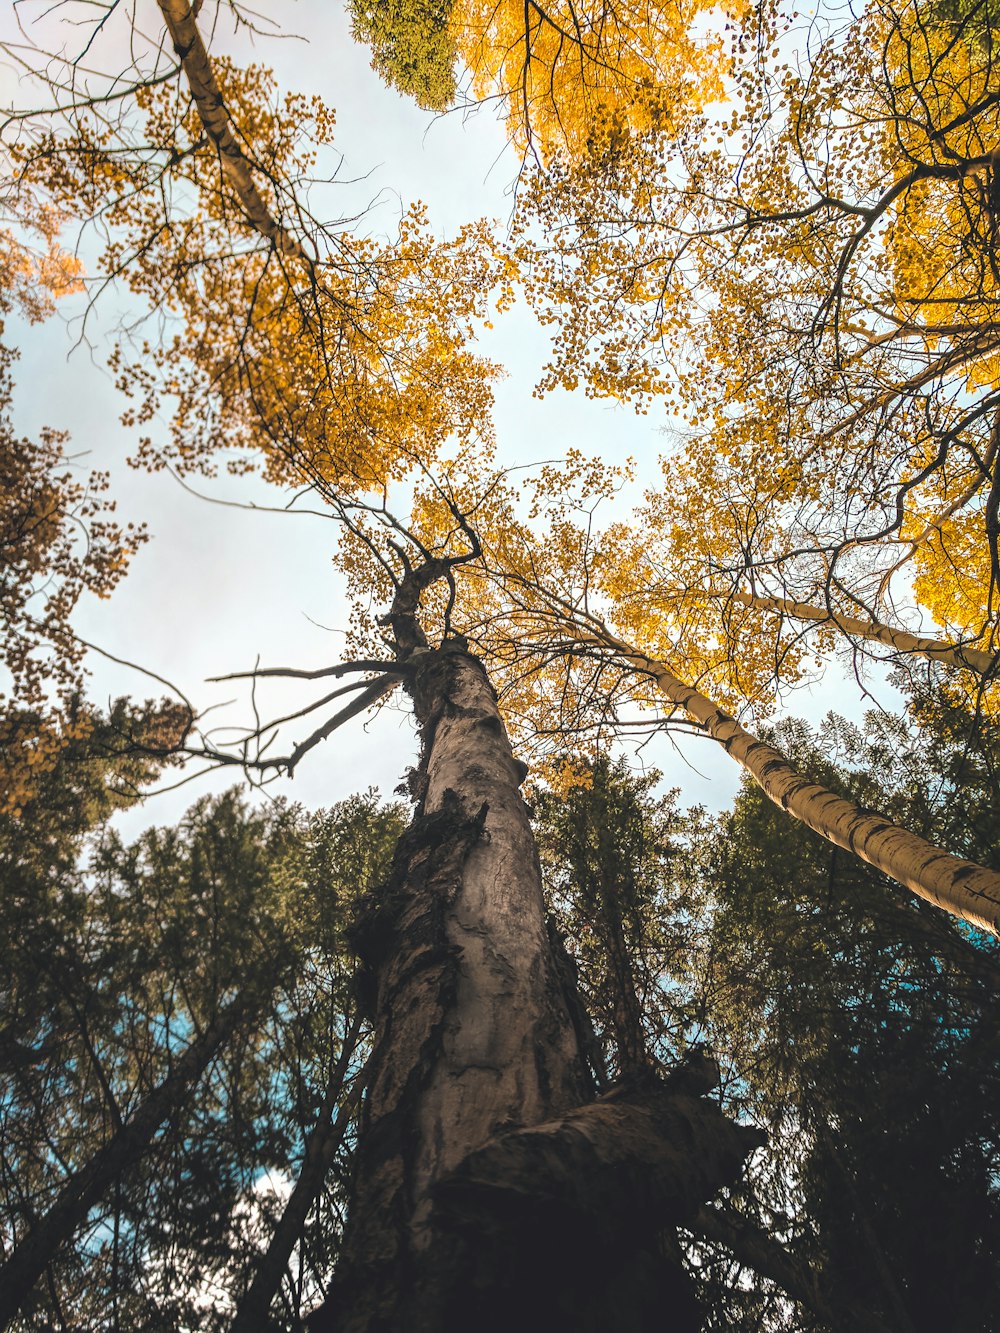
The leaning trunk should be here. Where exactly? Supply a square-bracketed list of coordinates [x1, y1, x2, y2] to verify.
[585, 626, 1000, 938]
[714, 589, 995, 677]
[230, 1016, 367, 1333]
[314, 641, 760, 1332]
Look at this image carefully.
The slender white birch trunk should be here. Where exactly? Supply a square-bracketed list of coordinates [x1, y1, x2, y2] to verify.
[695, 588, 997, 677]
[157, 0, 313, 261]
[587, 626, 1000, 939]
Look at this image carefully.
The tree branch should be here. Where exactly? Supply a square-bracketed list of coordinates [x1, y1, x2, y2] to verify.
[155, 0, 314, 262]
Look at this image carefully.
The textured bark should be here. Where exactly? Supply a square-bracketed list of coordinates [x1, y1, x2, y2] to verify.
[315, 643, 592, 1331]
[717, 589, 997, 677]
[588, 628, 1000, 939]
[433, 1073, 762, 1231]
[314, 642, 762, 1332]
[428, 1074, 764, 1333]
[0, 1000, 244, 1330]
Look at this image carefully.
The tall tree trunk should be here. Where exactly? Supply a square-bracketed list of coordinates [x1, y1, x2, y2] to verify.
[315, 641, 591, 1331]
[313, 640, 761, 1333]
[600, 880, 649, 1074]
[0, 999, 246, 1331]
[698, 588, 997, 677]
[586, 626, 1000, 939]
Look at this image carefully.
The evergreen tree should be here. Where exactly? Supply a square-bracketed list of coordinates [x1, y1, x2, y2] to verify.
[683, 685, 1000, 1331]
[0, 727, 405, 1331]
[527, 687, 1000, 1331]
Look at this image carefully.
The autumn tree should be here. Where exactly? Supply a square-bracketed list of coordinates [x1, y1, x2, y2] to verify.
[12, 0, 998, 929]
[346, 0, 1000, 934]
[0, 4, 768, 1330]
[471, 0, 1000, 681]
[351, 0, 1000, 756]
[7, 0, 1000, 1327]
[347, 0, 459, 110]
[0, 204, 152, 814]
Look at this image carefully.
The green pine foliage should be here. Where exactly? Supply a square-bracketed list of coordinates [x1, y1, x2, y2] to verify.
[529, 681, 1000, 1331]
[681, 685, 1000, 1332]
[0, 726, 404, 1331]
[532, 755, 693, 1078]
[5, 681, 999, 1330]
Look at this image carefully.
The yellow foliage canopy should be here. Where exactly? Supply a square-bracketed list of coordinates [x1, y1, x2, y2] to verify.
[450, 0, 732, 158]
[14, 55, 505, 497]
[499, 0, 1000, 694]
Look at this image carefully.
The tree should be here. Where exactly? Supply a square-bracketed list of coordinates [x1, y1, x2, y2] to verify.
[681, 688, 1000, 1330]
[533, 754, 688, 1078]
[347, 0, 459, 110]
[5, 0, 1000, 1326]
[12, 0, 999, 925]
[490, 0, 1000, 674]
[0, 725, 405, 1329]
[528, 700, 1000, 1331]
[330, 0, 1000, 933]
[0, 203, 149, 814]
[396, 469, 1000, 934]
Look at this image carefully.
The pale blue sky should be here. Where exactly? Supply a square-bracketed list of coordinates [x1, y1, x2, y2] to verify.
[3, 0, 896, 837]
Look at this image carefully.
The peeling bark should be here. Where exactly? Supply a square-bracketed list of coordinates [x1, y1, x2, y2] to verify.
[314, 642, 761, 1332]
[430, 1075, 765, 1333]
[315, 643, 590, 1330]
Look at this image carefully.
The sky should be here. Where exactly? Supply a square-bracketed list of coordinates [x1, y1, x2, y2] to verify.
[2, 0, 897, 840]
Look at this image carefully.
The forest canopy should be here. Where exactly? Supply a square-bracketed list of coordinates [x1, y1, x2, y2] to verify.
[1, 0, 999, 1329]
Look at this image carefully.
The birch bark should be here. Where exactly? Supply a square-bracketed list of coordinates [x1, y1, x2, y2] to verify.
[316, 641, 760, 1332]
[317, 641, 591, 1329]
[715, 589, 996, 677]
[589, 626, 1000, 938]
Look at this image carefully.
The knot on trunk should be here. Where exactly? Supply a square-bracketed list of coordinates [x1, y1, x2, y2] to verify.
[411, 1073, 763, 1333]
[432, 1074, 763, 1247]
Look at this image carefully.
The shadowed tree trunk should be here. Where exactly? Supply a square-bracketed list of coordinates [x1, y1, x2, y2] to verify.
[229, 1016, 368, 1333]
[312, 637, 761, 1333]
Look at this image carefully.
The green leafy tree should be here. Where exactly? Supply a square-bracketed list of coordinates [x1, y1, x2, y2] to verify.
[348, 0, 458, 110]
[527, 694, 1000, 1332]
[532, 755, 692, 1078]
